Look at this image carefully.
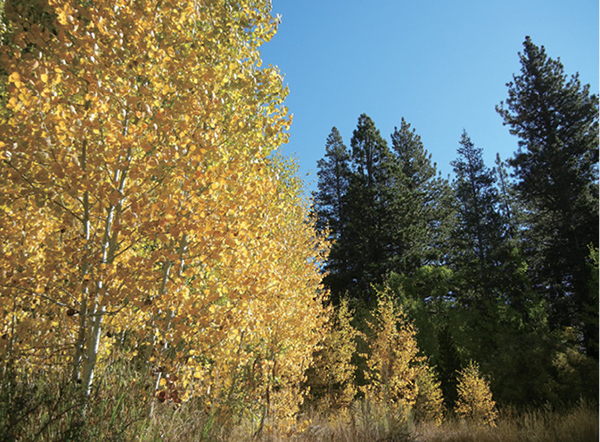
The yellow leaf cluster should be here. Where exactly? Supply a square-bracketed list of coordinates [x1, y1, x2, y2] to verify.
[307, 298, 360, 417]
[455, 361, 498, 427]
[414, 364, 445, 426]
[361, 290, 424, 420]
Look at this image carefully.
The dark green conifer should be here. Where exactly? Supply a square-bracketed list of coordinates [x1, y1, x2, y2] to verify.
[344, 114, 392, 299]
[497, 37, 599, 358]
[313, 127, 352, 302]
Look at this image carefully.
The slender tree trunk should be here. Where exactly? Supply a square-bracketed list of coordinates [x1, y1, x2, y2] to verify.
[149, 235, 188, 416]
[72, 141, 90, 384]
[75, 121, 131, 395]
[72, 295, 88, 383]
[150, 260, 173, 417]
[82, 305, 105, 396]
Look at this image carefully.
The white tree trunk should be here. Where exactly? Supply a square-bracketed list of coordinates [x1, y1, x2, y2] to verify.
[82, 304, 105, 397]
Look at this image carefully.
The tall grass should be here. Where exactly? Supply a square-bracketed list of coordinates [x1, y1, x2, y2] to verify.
[2, 362, 597, 442]
[413, 402, 599, 442]
[0, 360, 152, 442]
[226, 400, 599, 442]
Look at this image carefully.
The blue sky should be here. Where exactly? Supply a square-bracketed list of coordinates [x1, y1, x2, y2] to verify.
[260, 0, 599, 193]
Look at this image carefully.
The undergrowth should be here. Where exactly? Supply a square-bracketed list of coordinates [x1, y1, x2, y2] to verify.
[1, 364, 597, 442]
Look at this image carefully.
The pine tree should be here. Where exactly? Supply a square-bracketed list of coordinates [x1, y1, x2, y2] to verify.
[450, 130, 504, 297]
[448, 132, 554, 406]
[344, 114, 392, 298]
[497, 37, 599, 358]
[494, 154, 520, 237]
[313, 127, 352, 301]
[389, 119, 453, 275]
[314, 127, 351, 235]
[436, 323, 462, 409]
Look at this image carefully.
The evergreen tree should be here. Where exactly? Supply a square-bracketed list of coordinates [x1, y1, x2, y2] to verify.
[494, 154, 519, 237]
[492, 153, 538, 317]
[344, 114, 392, 299]
[315, 116, 453, 302]
[314, 127, 351, 235]
[497, 37, 599, 357]
[314, 127, 352, 300]
[436, 323, 462, 408]
[449, 132, 549, 406]
[389, 119, 454, 274]
[450, 130, 504, 297]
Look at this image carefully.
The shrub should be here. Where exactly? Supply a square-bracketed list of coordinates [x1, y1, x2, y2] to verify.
[455, 361, 498, 427]
[307, 298, 361, 416]
[414, 364, 444, 426]
[361, 291, 423, 423]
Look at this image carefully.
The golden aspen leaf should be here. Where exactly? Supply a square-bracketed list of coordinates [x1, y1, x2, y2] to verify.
[56, 10, 69, 25]
[41, 73, 48, 83]
[8, 72, 20, 83]
[159, 377, 167, 387]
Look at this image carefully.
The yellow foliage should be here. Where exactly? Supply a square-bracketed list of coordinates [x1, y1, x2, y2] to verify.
[0, 0, 328, 433]
[414, 364, 445, 426]
[546, 327, 600, 404]
[361, 290, 424, 421]
[455, 361, 498, 427]
[308, 297, 360, 417]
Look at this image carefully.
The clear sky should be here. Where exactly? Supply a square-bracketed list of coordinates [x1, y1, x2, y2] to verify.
[260, 0, 599, 193]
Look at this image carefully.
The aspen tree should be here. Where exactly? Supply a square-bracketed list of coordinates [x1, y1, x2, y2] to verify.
[362, 291, 423, 420]
[308, 297, 360, 416]
[455, 361, 498, 427]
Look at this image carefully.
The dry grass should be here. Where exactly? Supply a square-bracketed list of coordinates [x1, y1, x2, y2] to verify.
[412, 402, 598, 442]
[215, 400, 599, 442]
[2, 365, 597, 442]
[403, 403, 597, 442]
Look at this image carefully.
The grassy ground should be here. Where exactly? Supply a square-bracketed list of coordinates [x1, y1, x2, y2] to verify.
[149, 399, 598, 442]
[412, 403, 599, 442]
[2, 368, 597, 441]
